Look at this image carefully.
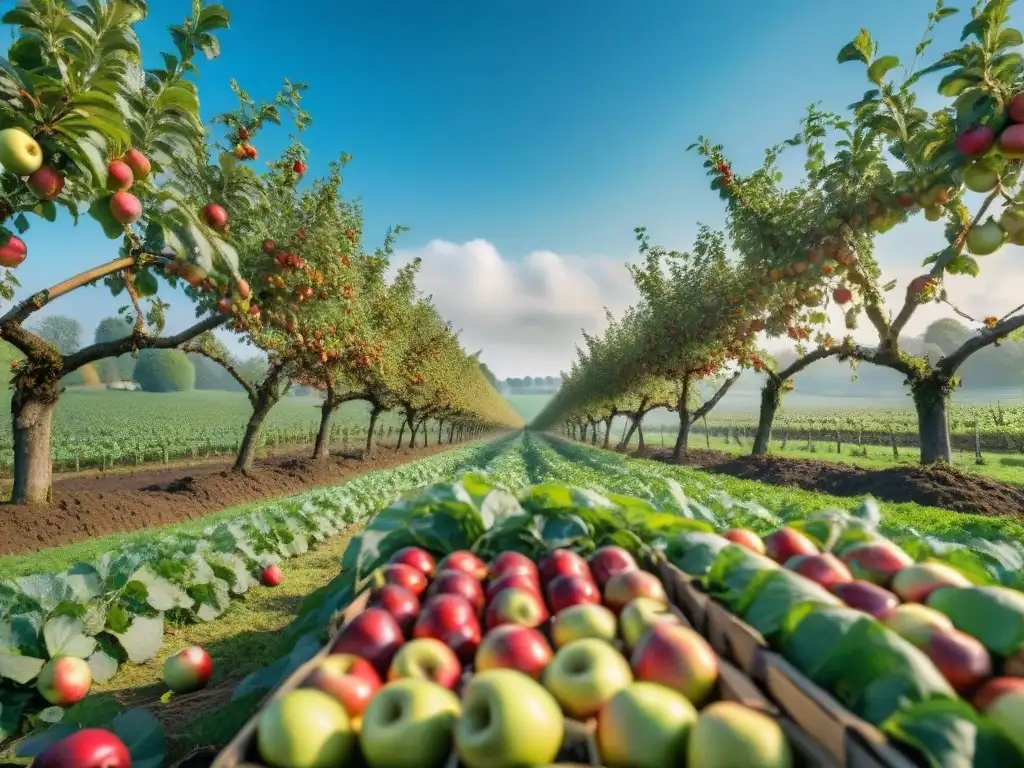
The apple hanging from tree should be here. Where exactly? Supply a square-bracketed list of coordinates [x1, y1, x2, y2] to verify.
[0, 127, 43, 175]
[203, 202, 228, 231]
[27, 166, 65, 200]
[0, 234, 27, 268]
[109, 192, 142, 225]
[123, 148, 151, 180]
[106, 160, 134, 192]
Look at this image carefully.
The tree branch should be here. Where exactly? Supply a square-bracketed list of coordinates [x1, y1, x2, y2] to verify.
[940, 313, 1024, 373]
[839, 343, 917, 377]
[692, 370, 741, 421]
[1, 256, 137, 327]
[62, 314, 228, 374]
[771, 345, 841, 383]
[182, 339, 258, 401]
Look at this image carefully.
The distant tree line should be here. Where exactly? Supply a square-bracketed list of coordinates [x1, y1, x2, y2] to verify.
[501, 375, 562, 394]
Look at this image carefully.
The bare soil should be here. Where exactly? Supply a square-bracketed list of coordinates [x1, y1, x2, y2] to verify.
[641, 447, 1024, 517]
[0, 440, 464, 555]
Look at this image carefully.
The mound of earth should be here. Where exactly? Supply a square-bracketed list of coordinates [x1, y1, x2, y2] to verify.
[0, 442, 458, 556]
[642, 447, 1024, 517]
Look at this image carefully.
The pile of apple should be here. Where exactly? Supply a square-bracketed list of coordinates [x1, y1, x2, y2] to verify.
[722, 525, 1024, 736]
[252, 546, 796, 768]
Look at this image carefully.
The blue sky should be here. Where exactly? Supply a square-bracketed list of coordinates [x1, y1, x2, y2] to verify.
[9, 0, 1019, 376]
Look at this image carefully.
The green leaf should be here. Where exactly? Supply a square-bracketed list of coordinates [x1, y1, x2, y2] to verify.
[86, 648, 118, 684]
[737, 569, 842, 639]
[13, 722, 80, 759]
[43, 616, 97, 659]
[112, 614, 164, 663]
[109, 708, 166, 768]
[127, 566, 195, 611]
[868, 55, 900, 85]
[938, 72, 979, 96]
[927, 586, 1024, 656]
[87, 195, 125, 240]
[0, 652, 45, 684]
[12, 213, 29, 234]
[0, 689, 34, 742]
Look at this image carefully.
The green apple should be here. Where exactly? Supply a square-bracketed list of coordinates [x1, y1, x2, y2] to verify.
[620, 597, 683, 652]
[359, 678, 460, 768]
[883, 603, 953, 647]
[257, 689, 354, 768]
[542, 638, 633, 719]
[0, 127, 43, 176]
[456, 668, 565, 768]
[597, 682, 698, 768]
[551, 603, 618, 648]
[687, 701, 793, 768]
[985, 689, 1024, 754]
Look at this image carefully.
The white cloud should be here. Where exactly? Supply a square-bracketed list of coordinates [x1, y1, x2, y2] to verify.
[392, 239, 639, 379]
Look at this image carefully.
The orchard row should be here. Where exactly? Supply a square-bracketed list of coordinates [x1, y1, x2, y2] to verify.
[533, 1, 1024, 466]
[0, 1, 522, 506]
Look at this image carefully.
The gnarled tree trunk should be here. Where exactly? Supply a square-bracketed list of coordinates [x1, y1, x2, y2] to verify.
[751, 379, 781, 456]
[396, 420, 407, 451]
[235, 366, 287, 472]
[911, 374, 954, 464]
[672, 376, 693, 461]
[313, 388, 339, 460]
[10, 378, 59, 505]
[365, 405, 383, 455]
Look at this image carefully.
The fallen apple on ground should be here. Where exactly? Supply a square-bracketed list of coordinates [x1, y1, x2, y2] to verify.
[360, 678, 461, 768]
[597, 681, 698, 768]
[37, 656, 92, 706]
[163, 645, 213, 694]
[542, 637, 633, 719]
[260, 563, 282, 587]
[34, 728, 131, 768]
[389, 637, 463, 689]
[456, 669, 565, 768]
[257, 688, 353, 768]
[551, 602, 618, 648]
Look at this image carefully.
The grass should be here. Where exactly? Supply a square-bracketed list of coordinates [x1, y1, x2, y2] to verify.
[0, 532, 356, 766]
[632, 430, 1024, 486]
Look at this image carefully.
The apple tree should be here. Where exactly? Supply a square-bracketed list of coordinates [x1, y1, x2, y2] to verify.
[0, 1, 243, 504]
[822, 0, 1024, 463]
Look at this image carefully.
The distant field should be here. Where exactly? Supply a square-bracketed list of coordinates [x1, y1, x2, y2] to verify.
[0, 389, 409, 473]
[505, 393, 553, 422]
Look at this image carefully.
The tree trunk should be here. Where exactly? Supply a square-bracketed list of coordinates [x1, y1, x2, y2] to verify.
[396, 420, 407, 450]
[602, 417, 613, 449]
[911, 375, 954, 464]
[448, 422, 456, 443]
[637, 422, 645, 452]
[437, 420, 444, 444]
[365, 406, 382, 455]
[408, 420, 419, 448]
[751, 379, 781, 456]
[672, 375, 693, 461]
[590, 421, 598, 445]
[10, 380, 58, 505]
[313, 390, 339, 460]
[620, 417, 638, 450]
[234, 370, 285, 472]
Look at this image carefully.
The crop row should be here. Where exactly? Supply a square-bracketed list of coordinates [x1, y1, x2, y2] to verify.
[0, 436, 528, 744]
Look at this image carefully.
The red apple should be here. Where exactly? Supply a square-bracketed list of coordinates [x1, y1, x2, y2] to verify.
[388, 637, 462, 690]
[163, 645, 213, 693]
[262, 238, 277, 255]
[484, 586, 549, 630]
[589, 546, 638, 589]
[539, 548, 591, 584]
[367, 584, 420, 636]
[603, 570, 667, 615]
[106, 159, 134, 192]
[123, 148, 151, 180]
[109, 191, 142, 224]
[546, 574, 601, 615]
[956, 125, 997, 157]
[630, 623, 719, 707]
[475, 624, 553, 681]
[389, 546, 436, 577]
[236, 278, 250, 299]
[427, 568, 485, 612]
[1010, 92, 1024, 123]
[329, 607, 404, 676]
[37, 656, 91, 706]
[785, 553, 853, 590]
[413, 594, 482, 663]
[27, 165, 64, 200]
[301, 653, 381, 717]
[438, 550, 488, 581]
[488, 551, 540, 582]
[831, 580, 899, 619]
[203, 202, 228, 230]
[974, 677, 1024, 712]
[925, 628, 992, 695]
[723, 528, 766, 554]
[891, 561, 971, 604]
[34, 729, 131, 768]
[839, 541, 913, 586]
[484, 571, 542, 602]
[293, 159, 307, 175]
[764, 527, 818, 563]
[0, 234, 27, 268]
[260, 564, 282, 587]
[379, 563, 428, 596]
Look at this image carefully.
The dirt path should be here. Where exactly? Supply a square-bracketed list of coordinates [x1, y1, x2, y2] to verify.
[0, 439, 471, 555]
[640, 446, 1024, 517]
